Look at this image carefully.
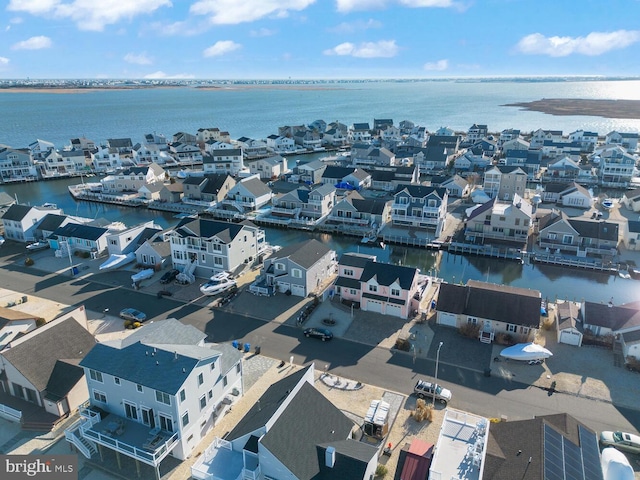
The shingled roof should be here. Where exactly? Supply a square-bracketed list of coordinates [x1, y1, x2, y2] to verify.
[267, 239, 332, 269]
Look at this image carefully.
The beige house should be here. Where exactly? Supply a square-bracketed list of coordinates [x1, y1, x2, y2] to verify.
[622, 188, 640, 212]
[464, 194, 532, 245]
[483, 166, 527, 200]
[537, 211, 619, 256]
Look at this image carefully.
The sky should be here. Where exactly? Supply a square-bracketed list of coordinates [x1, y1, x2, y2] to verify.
[1, 0, 640, 79]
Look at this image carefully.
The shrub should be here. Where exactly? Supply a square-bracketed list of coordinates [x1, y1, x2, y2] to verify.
[394, 337, 411, 351]
[36, 318, 46, 327]
[81, 251, 91, 259]
[495, 333, 513, 345]
[123, 320, 132, 328]
[458, 322, 481, 339]
[24, 257, 34, 266]
[375, 464, 388, 478]
[413, 398, 433, 422]
[133, 321, 142, 329]
[541, 316, 554, 331]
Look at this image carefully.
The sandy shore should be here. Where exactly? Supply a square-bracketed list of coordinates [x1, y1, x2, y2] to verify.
[0, 86, 183, 94]
[503, 98, 640, 119]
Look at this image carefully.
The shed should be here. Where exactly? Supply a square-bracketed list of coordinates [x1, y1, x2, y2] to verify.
[362, 399, 389, 439]
[556, 301, 583, 347]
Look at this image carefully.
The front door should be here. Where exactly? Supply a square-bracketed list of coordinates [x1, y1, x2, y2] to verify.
[141, 407, 155, 428]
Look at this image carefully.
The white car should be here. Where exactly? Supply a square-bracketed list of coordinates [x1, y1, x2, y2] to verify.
[200, 272, 237, 296]
[26, 241, 49, 251]
[600, 431, 640, 455]
[414, 380, 452, 404]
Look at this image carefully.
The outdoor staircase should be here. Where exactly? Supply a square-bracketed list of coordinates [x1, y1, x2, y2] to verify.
[65, 426, 97, 459]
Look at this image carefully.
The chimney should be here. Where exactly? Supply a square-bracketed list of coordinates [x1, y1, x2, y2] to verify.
[156, 361, 159, 366]
[174, 351, 178, 360]
[325, 446, 335, 468]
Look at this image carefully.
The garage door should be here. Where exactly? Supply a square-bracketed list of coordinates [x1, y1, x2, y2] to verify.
[366, 300, 383, 313]
[290, 284, 306, 297]
[560, 329, 581, 346]
[438, 312, 457, 327]
[276, 281, 290, 293]
[386, 304, 403, 318]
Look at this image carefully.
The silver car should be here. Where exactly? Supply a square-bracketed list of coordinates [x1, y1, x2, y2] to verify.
[599, 431, 640, 454]
[414, 380, 452, 404]
[119, 308, 147, 322]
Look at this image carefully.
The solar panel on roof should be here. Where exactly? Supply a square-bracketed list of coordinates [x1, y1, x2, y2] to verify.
[578, 425, 604, 480]
[543, 423, 604, 480]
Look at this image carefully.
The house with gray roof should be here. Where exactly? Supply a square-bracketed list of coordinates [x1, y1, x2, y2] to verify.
[182, 174, 236, 204]
[350, 145, 395, 168]
[269, 184, 336, 229]
[224, 176, 273, 211]
[33, 213, 74, 242]
[436, 280, 541, 343]
[1, 203, 64, 243]
[66, 319, 244, 476]
[334, 252, 422, 318]
[203, 147, 244, 176]
[321, 166, 371, 190]
[260, 238, 336, 296]
[555, 301, 583, 347]
[326, 191, 390, 236]
[290, 159, 327, 185]
[135, 232, 172, 269]
[391, 185, 448, 236]
[623, 220, 640, 251]
[465, 194, 533, 246]
[248, 155, 287, 179]
[191, 364, 378, 480]
[537, 211, 618, 256]
[0, 307, 95, 427]
[107, 138, 133, 154]
[0, 146, 38, 182]
[583, 300, 640, 360]
[349, 122, 372, 143]
[622, 188, 640, 213]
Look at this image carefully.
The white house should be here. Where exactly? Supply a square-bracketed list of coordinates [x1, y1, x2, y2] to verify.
[203, 148, 244, 176]
[248, 155, 287, 179]
[1, 203, 63, 243]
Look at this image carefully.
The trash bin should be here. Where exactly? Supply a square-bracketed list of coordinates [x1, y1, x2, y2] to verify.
[484, 368, 491, 377]
[72, 266, 79, 275]
[244, 343, 251, 353]
[255, 346, 261, 355]
[232, 340, 239, 349]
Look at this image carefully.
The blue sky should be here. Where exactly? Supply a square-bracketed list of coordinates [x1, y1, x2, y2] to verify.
[2, 0, 640, 79]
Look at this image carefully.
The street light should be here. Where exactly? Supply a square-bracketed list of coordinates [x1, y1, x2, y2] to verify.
[433, 341, 443, 406]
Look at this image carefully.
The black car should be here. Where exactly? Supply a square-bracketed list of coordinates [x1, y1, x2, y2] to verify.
[303, 328, 333, 341]
[159, 269, 180, 284]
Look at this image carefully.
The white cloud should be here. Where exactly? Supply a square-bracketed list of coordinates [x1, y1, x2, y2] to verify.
[8, 0, 172, 32]
[143, 71, 195, 79]
[423, 59, 448, 71]
[11, 35, 52, 50]
[250, 28, 277, 37]
[0, 57, 10, 65]
[328, 18, 381, 34]
[148, 20, 210, 36]
[323, 40, 399, 58]
[124, 52, 153, 65]
[336, 0, 454, 13]
[515, 30, 640, 57]
[203, 40, 242, 57]
[190, 0, 314, 25]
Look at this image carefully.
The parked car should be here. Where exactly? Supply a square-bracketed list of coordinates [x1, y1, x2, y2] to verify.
[303, 328, 333, 341]
[414, 380, 452, 404]
[599, 431, 640, 454]
[159, 269, 180, 284]
[26, 241, 49, 251]
[119, 308, 147, 323]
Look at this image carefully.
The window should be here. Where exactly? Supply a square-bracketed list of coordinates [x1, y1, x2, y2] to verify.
[369, 284, 377, 292]
[344, 268, 354, 277]
[548, 233, 557, 240]
[562, 234, 574, 245]
[93, 390, 107, 403]
[236, 363, 241, 374]
[292, 268, 302, 278]
[179, 389, 186, 403]
[89, 370, 103, 383]
[156, 390, 171, 405]
[467, 317, 478, 325]
[391, 288, 400, 296]
[159, 414, 173, 433]
[198, 373, 204, 386]
[276, 263, 285, 271]
[114, 377, 121, 385]
[208, 390, 213, 400]
[124, 401, 138, 420]
[223, 376, 228, 387]
[506, 324, 517, 333]
[141, 407, 155, 427]
[182, 411, 190, 428]
[520, 327, 530, 335]
[199, 395, 207, 410]
[136, 384, 143, 393]
[210, 360, 216, 370]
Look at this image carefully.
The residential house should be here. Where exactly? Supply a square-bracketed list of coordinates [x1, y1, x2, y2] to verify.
[554, 182, 593, 209]
[466, 124, 488, 143]
[107, 138, 134, 155]
[0, 147, 38, 182]
[135, 232, 172, 270]
[464, 194, 533, 246]
[308, 119, 327, 133]
[596, 146, 635, 186]
[44, 149, 88, 177]
[0, 307, 41, 352]
[157, 183, 183, 204]
[537, 211, 619, 256]
[28, 139, 56, 161]
[144, 133, 169, 149]
[270, 184, 336, 228]
[0, 308, 95, 427]
[132, 143, 173, 166]
[278, 125, 307, 138]
[453, 150, 491, 173]
[224, 176, 273, 212]
[69, 137, 96, 152]
[203, 148, 244, 176]
[168, 218, 264, 278]
[622, 188, 640, 212]
[102, 164, 166, 193]
[502, 149, 543, 180]
[326, 192, 390, 235]
[391, 185, 448, 236]
[91, 146, 121, 172]
[191, 365, 378, 480]
[497, 128, 521, 147]
[66, 319, 244, 478]
[321, 166, 371, 190]
[350, 146, 396, 168]
[624, 220, 640, 251]
[349, 123, 372, 143]
[248, 155, 287, 179]
[35, 213, 76, 242]
[440, 175, 471, 198]
[172, 132, 197, 144]
[555, 301, 583, 347]
[541, 139, 583, 158]
[398, 120, 415, 134]
[583, 301, 640, 360]
[413, 135, 460, 173]
[293, 130, 322, 150]
[481, 413, 602, 480]
[434, 126, 455, 136]
[545, 156, 582, 180]
[436, 280, 541, 343]
[322, 128, 347, 147]
[260, 239, 336, 296]
[369, 166, 419, 192]
[266, 134, 296, 153]
[530, 129, 564, 149]
[138, 182, 164, 202]
[1, 203, 63, 242]
[182, 174, 235, 204]
[373, 118, 394, 132]
[500, 137, 530, 152]
[291, 160, 327, 185]
[196, 127, 231, 144]
[380, 125, 402, 144]
[334, 253, 422, 318]
[104, 221, 162, 256]
[50, 222, 110, 257]
[605, 130, 639, 151]
[568, 130, 599, 152]
[236, 137, 269, 158]
[169, 143, 203, 165]
[483, 165, 527, 200]
[469, 139, 497, 158]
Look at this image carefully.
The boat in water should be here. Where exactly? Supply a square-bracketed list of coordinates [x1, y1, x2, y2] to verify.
[499, 343, 553, 361]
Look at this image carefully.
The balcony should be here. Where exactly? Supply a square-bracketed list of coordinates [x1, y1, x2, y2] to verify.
[191, 437, 261, 480]
[67, 405, 179, 467]
[326, 214, 369, 225]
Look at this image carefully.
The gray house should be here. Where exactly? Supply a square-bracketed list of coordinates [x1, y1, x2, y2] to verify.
[391, 185, 448, 236]
[262, 239, 336, 296]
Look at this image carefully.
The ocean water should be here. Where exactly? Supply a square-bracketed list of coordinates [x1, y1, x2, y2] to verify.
[2, 79, 640, 149]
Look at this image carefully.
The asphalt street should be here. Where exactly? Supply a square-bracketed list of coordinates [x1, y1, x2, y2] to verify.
[2, 259, 640, 438]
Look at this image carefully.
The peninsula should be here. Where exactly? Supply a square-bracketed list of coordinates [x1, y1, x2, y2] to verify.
[504, 98, 640, 119]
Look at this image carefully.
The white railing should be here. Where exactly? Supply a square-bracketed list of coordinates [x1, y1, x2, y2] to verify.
[243, 465, 261, 480]
[0, 403, 22, 421]
[64, 429, 92, 459]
